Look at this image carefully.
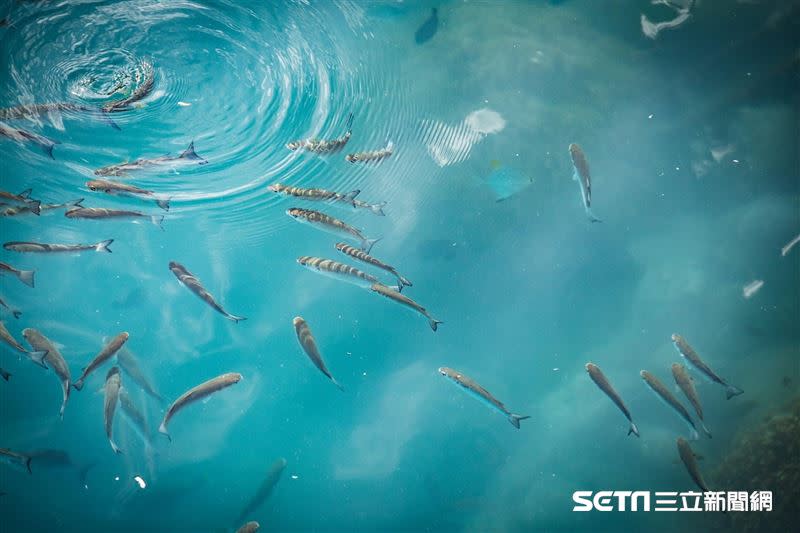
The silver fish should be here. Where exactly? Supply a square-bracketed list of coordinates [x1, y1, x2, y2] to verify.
[0, 188, 41, 214]
[234, 458, 287, 525]
[236, 522, 260, 533]
[0, 121, 60, 159]
[169, 261, 246, 323]
[335, 242, 412, 290]
[345, 141, 394, 164]
[438, 367, 529, 428]
[293, 317, 343, 390]
[585, 362, 639, 437]
[104, 366, 122, 454]
[158, 372, 243, 441]
[369, 283, 442, 331]
[87, 179, 169, 211]
[94, 141, 207, 177]
[65, 207, 164, 229]
[676, 437, 709, 492]
[102, 60, 155, 113]
[3, 322, 48, 368]
[119, 389, 153, 453]
[0, 448, 32, 474]
[672, 363, 712, 438]
[671, 334, 743, 399]
[0, 102, 120, 130]
[3, 239, 113, 254]
[641, 370, 699, 440]
[23, 328, 72, 418]
[0, 295, 21, 319]
[73, 332, 129, 391]
[268, 183, 360, 207]
[286, 208, 379, 253]
[568, 143, 601, 223]
[297, 256, 385, 290]
[1, 198, 82, 217]
[117, 347, 163, 403]
[287, 113, 353, 153]
[0, 261, 35, 287]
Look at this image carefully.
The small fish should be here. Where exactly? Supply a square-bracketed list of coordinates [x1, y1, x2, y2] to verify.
[65, 206, 164, 230]
[3, 239, 113, 254]
[73, 332, 129, 391]
[1, 198, 82, 217]
[0, 295, 21, 319]
[102, 60, 155, 113]
[268, 183, 360, 208]
[0, 102, 120, 130]
[585, 363, 639, 437]
[286, 208, 379, 253]
[781, 233, 800, 256]
[438, 367, 529, 428]
[0, 367, 10, 381]
[234, 458, 287, 526]
[0, 262, 35, 287]
[236, 522, 260, 533]
[158, 372, 243, 441]
[0, 188, 41, 214]
[119, 389, 153, 452]
[87, 179, 170, 211]
[169, 261, 246, 323]
[3, 322, 48, 368]
[346, 141, 394, 164]
[671, 334, 743, 399]
[415, 7, 439, 44]
[676, 437, 709, 492]
[335, 242, 412, 290]
[672, 363, 712, 438]
[0, 121, 60, 159]
[287, 113, 353, 153]
[640, 370, 699, 440]
[23, 328, 72, 418]
[103, 367, 122, 454]
[293, 317, 343, 390]
[94, 141, 207, 177]
[370, 283, 442, 331]
[0, 448, 32, 474]
[117, 347, 163, 403]
[568, 143, 601, 222]
[297, 256, 385, 290]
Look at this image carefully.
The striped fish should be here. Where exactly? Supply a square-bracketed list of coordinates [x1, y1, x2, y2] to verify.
[3, 240, 113, 254]
[0, 188, 41, 214]
[286, 208, 379, 253]
[73, 332, 129, 391]
[169, 261, 246, 323]
[23, 328, 71, 419]
[334, 242, 412, 290]
[293, 317, 343, 390]
[369, 283, 442, 331]
[268, 183, 360, 207]
[87, 179, 169, 211]
[641, 370, 699, 440]
[439, 367, 529, 428]
[297, 256, 385, 289]
[346, 141, 394, 164]
[286, 113, 353, 153]
[102, 60, 155, 113]
[65, 207, 164, 230]
[158, 372, 242, 441]
[671, 334, 743, 399]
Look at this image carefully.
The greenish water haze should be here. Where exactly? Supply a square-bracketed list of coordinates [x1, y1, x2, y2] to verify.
[0, 1, 798, 531]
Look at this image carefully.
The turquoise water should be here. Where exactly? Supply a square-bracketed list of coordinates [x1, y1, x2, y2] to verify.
[0, 1, 798, 531]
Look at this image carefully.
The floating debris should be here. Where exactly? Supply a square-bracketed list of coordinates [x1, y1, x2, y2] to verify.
[743, 279, 764, 299]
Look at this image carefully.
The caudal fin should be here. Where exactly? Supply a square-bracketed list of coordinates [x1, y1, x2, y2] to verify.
[16, 269, 35, 288]
[12, 309, 21, 319]
[179, 141, 207, 163]
[396, 274, 413, 288]
[158, 421, 172, 442]
[725, 384, 744, 399]
[688, 427, 699, 441]
[109, 439, 122, 454]
[344, 190, 361, 206]
[95, 239, 113, 253]
[225, 313, 247, 324]
[628, 422, 640, 437]
[156, 197, 171, 211]
[27, 200, 41, 216]
[701, 422, 712, 439]
[370, 201, 387, 216]
[0, 369, 10, 381]
[363, 237, 381, 254]
[429, 318, 444, 332]
[331, 378, 345, 392]
[72, 379, 84, 391]
[587, 209, 602, 223]
[25, 456, 32, 474]
[151, 215, 165, 231]
[28, 350, 49, 369]
[509, 414, 531, 429]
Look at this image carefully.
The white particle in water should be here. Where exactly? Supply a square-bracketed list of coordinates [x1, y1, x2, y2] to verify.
[177, 101, 191, 107]
[114, 476, 119, 481]
[648, 114, 654, 119]
[134, 476, 146, 489]
[291, 475, 299, 480]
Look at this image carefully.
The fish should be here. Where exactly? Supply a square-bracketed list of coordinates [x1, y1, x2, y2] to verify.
[640, 370, 699, 440]
[0, 188, 41, 214]
[1, 198, 82, 217]
[23, 328, 72, 418]
[169, 261, 246, 323]
[3, 239, 113, 254]
[585, 362, 639, 437]
[3, 322, 48, 368]
[672, 363, 712, 438]
[297, 256, 385, 290]
[345, 141, 394, 164]
[676, 437, 709, 492]
[73, 332, 129, 391]
[781, 233, 800, 256]
[0, 102, 120, 130]
[94, 141, 207, 177]
[234, 458, 287, 525]
[65, 206, 164, 230]
[415, 7, 439, 44]
[268, 183, 360, 208]
[334, 242, 412, 290]
[671, 334, 743, 399]
[236, 522, 260, 533]
[0, 261, 35, 287]
[158, 372, 243, 442]
[117, 347, 163, 403]
[119, 389, 154, 452]
[0, 448, 32, 474]
[0, 121, 60, 159]
[370, 283, 443, 331]
[87, 179, 170, 211]
[286, 208, 379, 253]
[287, 113, 353, 153]
[568, 143, 601, 222]
[293, 317, 343, 390]
[0, 367, 10, 381]
[0, 295, 21, 319]
[438, 367, 529, 428]
[102, 60, 155, 113]
[103, 366, 122, 454]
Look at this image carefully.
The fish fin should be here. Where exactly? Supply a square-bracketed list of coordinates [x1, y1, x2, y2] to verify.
[429, 318, 444, 332]
[29, 350, 49, 369]
[69, 198, 85, 208]
[225, 313, 247, 323]
[110, 440, 122, 454]
[0, 370, 10, 381]
[398, 275, 412, 287]
[363, 237, 381, 254]
[17, 269, 35, 287]
[332, 378, 345, 392]
[586, 209, 602, 223]
[386, 140, 394, 152]
[151, 215, 165, 231]
[345, 190, 361, 206]
[688, 427, 699, 441]
[28, 200, 41, 215]
[725, 384, 744, 399]
[572, 169, 579, 181]
[158, 422, 172, 442]
[25, 456, 32, 474]
[12, 310, 21, 319]
[701, 422, 712, 439]
[508, 414, 531, 429]
[179, 140, 205, 162]
[369, 201, 387, 216]
[72, 379, 84, 391]
[17, 188, 32, 199]
[156, 197, 170, 211]
[43, 142, 55, 159]
[628, 422, 640, 437]
[95, 239, 114, 253]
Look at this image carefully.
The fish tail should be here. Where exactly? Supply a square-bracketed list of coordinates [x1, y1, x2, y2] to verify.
[179, 140, 206, 163]
[397, 274, 413, 288]
[688, 427, 699, 441]
[151, 215, 165, 230]
[0, 370, 10, 381]
[95, 239, 114, 253]
[158, 421, 172, 442]
[508, 413, 531, 429]
[110, 440, 122, 454]
[17, 268, 35, 287]
[156, 197, 171, 211]
[725, 384, 744, 399]
[363, 237, 381, 254]
[29, 350, 49, 369]
[429, 318, 444, 332]
[42, 142, 55, 159]
[331, 378, 345, 392]
[28, 200, 41, 216]
[371, 201, 387, 216]
[345, 189, 361, 206]
[225, 313, 247, 324]
[73, 379, 84, 391]
[12, 309, 21, 319]
[69, 198, 85, 208]
[18, 189, 32, 199]
[628, 422, 640, 437]
[25, 456, 32, 474]
[586, 209, 602, 223]
[701, 422, 712, 439]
